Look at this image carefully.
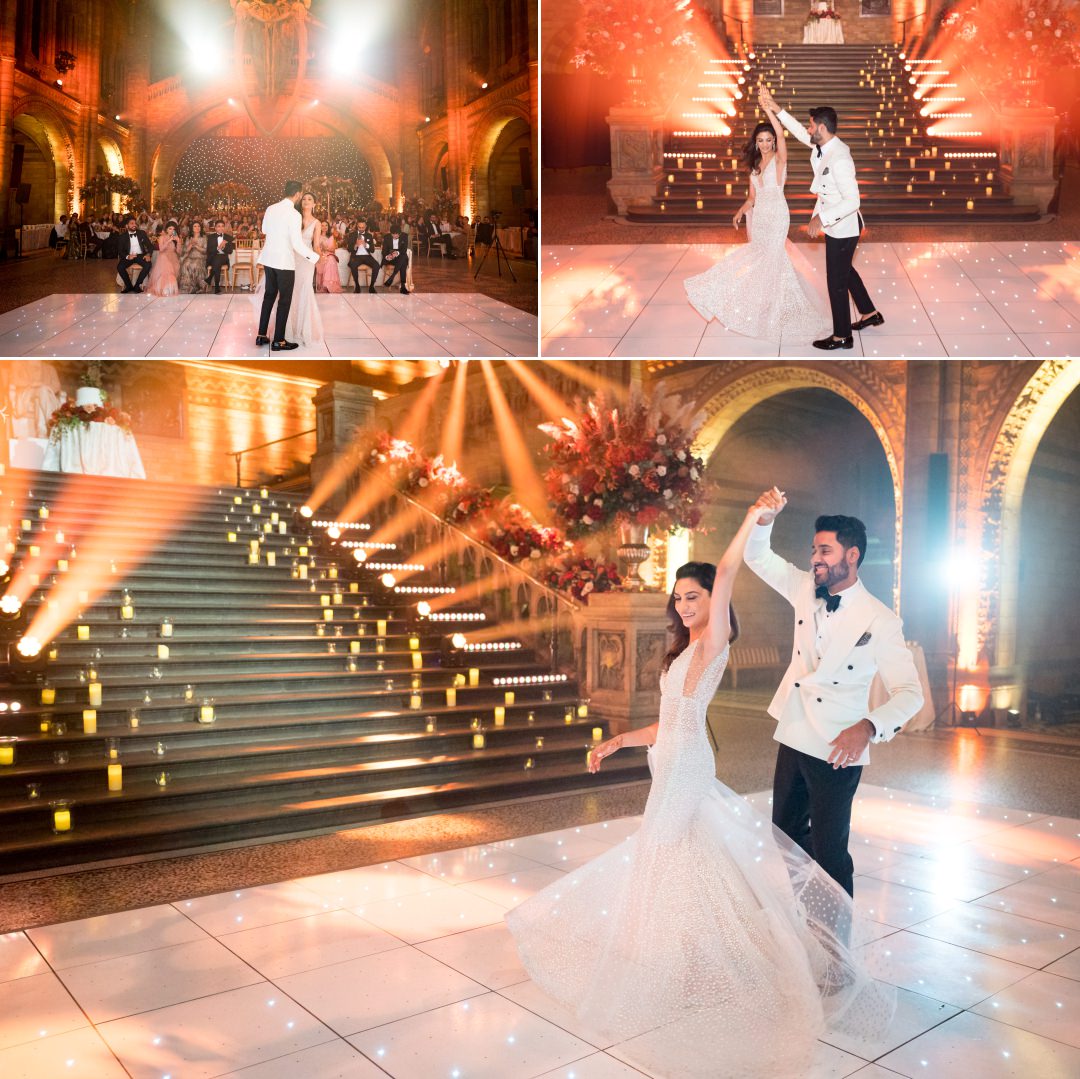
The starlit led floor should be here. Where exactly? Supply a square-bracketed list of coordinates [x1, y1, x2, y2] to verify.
[1, 784, 1078, 1078]
[541, 241, 1080, 358]
[0, 292, 538, 358]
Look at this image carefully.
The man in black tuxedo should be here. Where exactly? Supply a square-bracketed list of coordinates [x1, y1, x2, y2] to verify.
[116, 215, 154, 293]
[206, 220, 235, 294]
[345, 222, 380, 293]
[423, 213, 454, 258]
[381, 223, 409, 293]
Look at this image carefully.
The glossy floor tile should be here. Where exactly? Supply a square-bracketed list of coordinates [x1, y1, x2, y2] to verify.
[3, 791, 1078, 1077]
[0, 292, 537, 357]
[541, 241, 1080, 357]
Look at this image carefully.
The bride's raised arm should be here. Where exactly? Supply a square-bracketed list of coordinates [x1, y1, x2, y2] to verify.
[702, 490, 780, 662]
[762, 102, 788, 181]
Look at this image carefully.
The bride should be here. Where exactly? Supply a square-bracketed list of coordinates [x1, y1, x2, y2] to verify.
[284, 192, 325, 346]
[506, 493, 893, 1078]
[684, 103, 831, 342]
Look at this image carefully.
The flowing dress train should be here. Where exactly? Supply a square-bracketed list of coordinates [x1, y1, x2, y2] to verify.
[507, 639, 894, 1079]
[146, 235, 180, 297]
[684, 158, 831, 341]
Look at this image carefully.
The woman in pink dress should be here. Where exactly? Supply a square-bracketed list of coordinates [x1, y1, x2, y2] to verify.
[146, 221, 181, 297]
[315, 225, 343, 293]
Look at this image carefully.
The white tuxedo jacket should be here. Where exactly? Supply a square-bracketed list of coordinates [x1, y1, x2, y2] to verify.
[257, 198, 319, 271]
[777, 110, 862, 239]
[744, 523, 923, 764]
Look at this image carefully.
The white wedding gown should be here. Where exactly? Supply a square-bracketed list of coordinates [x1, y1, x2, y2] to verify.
[285, 221, 324, 346]
[507, 639, 894, 1078]
[684, 157, 832, 341]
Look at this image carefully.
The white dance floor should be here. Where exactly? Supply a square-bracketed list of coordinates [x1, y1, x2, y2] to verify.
[0, 292, 538, 358]
[542, 241, 1080, 358]
[2, 783, 1078, 1078]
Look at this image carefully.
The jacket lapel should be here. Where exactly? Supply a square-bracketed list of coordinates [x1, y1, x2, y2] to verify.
[814, 588, 874, 680]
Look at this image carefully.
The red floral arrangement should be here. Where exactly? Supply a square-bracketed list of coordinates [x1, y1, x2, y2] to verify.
[544, 556, 622, 602]
[806, 8, 841, 20]
[47, 400, 132, 439]
[539, 392, 712, 539]
[481, 500, 568, 563]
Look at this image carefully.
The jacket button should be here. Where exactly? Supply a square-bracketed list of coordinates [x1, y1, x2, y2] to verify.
[794, 682, 800, 688]
[816, 697, 822, 703]
[797, 619, 803, 625]
[894, 726, 901, 733]
[847, 665, 853, 670]
[833, 681, 838, 685]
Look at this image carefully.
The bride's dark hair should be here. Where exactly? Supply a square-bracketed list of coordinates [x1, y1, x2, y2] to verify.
[663, 561, 740, 672]
[742, 120, 777, 175]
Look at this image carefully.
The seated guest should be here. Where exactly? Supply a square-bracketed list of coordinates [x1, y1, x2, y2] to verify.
[205, 220, 234, 294]
[423, 212, 454, 258]
[474, 215, 495, 256]
[116, 214, 154, 293]
[64, 213, 82, 258]
[448, 216, 468, 258]
[50, 213, 68, 252]
[316, 227, 343, 294]
[179, 220, 210, 293]
[345, 221, 381, 293]
[381, 223, 410, 294]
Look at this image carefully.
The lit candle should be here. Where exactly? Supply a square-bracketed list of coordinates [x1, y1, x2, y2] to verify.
[320, 594, 330, 606]
[468, 668, 480, 687]
[29, 544, 40, 557]
[299, 546, 308, 557]
[349, 582, 359, 592]
[446, 687, 457, 707]
[564, 709, 574, 725]
[157, 644, 170, 659]
[279, 522, 287, 534]
[472, 732, 485, 749]
[227, 532, 237, 542]
[88, 682, 102, 707]
[985, 186, 992, 197]
[377, 620, 388, 636]
[82, 709, 97, 734]
[696, 199, 703, 210]
[120, 604, 134, 620]
[725, 183, 732, 196]
[504, 691, 515, 705]
[270, 512, 279, 524]
[323, 608, 334, 622]
[199, 701, 215, 723]
[411, 652, 423, 670]
[248, 551, 259, 564]
[332, 591, 343, 605]
[578, 702, 589, 719]
[233, 495, 242, 504]
[53, 806, 72, 832]
[410, 693, 422, 710]
[928, 169, 935, 182]
[328, 567, 338, 580]
[259, 488, 268, 499]
[592, 727, 603, 743]
[494, 706, 505, 726]
[160, 619, 173, 637]
[453, 673, 466, 687]
[57, 559, 69, 572]
[408, 636, 420, 651]
[298, 564, 308, 579]
[425, 717, 436, 733]
[41, 685, 56, 705]
[107, 764, 123, 791]
[376, 640, 385, 653]
[966, 199, 974, 211]
[77, 624, 90, 640]
[252, 503, 261, 515]
[0, 743, 13, 766]
[349, 640, 361, 654]
[128, 710, 140, 728]
[249, 539, 260, 553]
[20, 518, 31, 530]
[39, 506, 49, 519]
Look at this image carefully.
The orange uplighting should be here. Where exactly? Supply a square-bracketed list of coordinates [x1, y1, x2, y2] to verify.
[439, 358, 470, 466]
[394, 365, 448, 448]
[541, 360, 628, 400]
[477, 360, 550, 524]
[503, 360, 573, 422]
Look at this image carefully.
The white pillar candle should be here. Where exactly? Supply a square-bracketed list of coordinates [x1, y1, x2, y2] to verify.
[349, 582, 359, 592]
[227, 532, 237, 542]
[332, 592, 343, 605]
[252, 502, 261, 514]
[320, 594, 330, 606]
[107, 764, 123, 791]
[377, 619, 388, 636]
[504, 691, 515, 705]
[199, 702, 215, 723]
[82, 709, 97, 734]
[446, 687, 457, 707]
[88, 682, 103, 707]
[411, 652, 423, 670]
[578, 702, 589, 718]
[57, 559, 69, 572]
[259, 487, 268, 499]
[158, 644, 171, 660]
[494, 706, 505, 727]
[298, 564, 308, 579]
[160, 620, 173, 637]
[408, 636, 420, 651]
[592, 727, 603, 743]
[41, 685, 56, 705]
[323, 608, 334, 622]
[53, 806, 72, 831]
[0, 744, 13, 766]
[299, 546, 308, 556]
[472, 732, 485, 749]
[270, 512, 279, 524]
[350, 640, 361, 654]
[39, 506, 49, 519]
[279, 521, 287, 534]
[410, 693, 422, 710]
[77, 624, 90, 640]
[468, 668, 480, 687]
[266, 551, 276, 567]
[328, 567, 338, 580]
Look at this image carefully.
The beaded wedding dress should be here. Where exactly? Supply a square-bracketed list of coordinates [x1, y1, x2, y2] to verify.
[507, 639, 894, 1078]
[285, 220, 324, 346]
[684, 157, 832, 341]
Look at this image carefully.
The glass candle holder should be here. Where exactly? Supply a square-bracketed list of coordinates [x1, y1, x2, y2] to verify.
[128, 709, 140, 729]
[198, 698, 216, 724]
[27, 782, 41, 800]
[53, 749, 70, 765]
[155, 771, 170, 788]
[51, 801, 73, 833]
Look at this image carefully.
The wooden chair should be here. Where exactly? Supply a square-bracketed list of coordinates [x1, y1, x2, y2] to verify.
[228, 238, 261, 290]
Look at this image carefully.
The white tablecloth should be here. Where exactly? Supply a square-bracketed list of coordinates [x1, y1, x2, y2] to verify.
[869, 642, 936, 731]
[8, 438, 48, 470]
[496, 227, 523, 256]
[803, 19, 844, 43]
[17, 224, 53, 252]
[41, 425, 146, 479]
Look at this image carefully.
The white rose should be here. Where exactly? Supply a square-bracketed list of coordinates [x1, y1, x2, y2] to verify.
[656, 434, 668, 445]
[663, 489, 673, 500]
[583, 515, 593, 525]
[629, 464, 640, 477]
[677, 450, 686, 461]
[657, 465, 667, 477]
[530, 549, 542, 559]
[690, 467, 699, 480]
[418, 477, 428, 487]
[581, 582, 594, 596]
[510, 545, 520, 556]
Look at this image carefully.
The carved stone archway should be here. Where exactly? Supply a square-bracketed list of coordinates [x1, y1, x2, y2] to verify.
[469, 100, 533, 217]
[668, 362, 908, 610]
[13, 98, 78, 218]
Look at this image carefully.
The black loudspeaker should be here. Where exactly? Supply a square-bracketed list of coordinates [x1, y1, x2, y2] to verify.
[15, 184, 31, 205]
[927, 453, 949, 547]
[10, 144, 25, 188]
[518, 147, 532, 189]
[511, 185, 524, 206]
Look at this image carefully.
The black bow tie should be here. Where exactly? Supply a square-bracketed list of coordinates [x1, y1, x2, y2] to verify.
[816, 146, 823, 158]
[815, 585, 840, 612]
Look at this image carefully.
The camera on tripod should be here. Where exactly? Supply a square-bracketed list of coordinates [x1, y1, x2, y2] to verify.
[491, 210, 502, 220]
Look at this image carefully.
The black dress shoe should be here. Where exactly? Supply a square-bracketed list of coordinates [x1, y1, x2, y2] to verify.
[368, 287, 376, 294]
[812, 335, 854, 350]
[120, 287, 133, 294]
[214, 287, 221, 295]
[400, 286, 409, 294]
[852, 312, 884, 332]
[254, 335, 270, 346]
[271, 340, 299, 351]
[132, 286, 143, 294]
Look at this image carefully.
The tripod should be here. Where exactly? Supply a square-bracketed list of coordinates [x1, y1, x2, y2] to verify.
[473, 224, 517, 283]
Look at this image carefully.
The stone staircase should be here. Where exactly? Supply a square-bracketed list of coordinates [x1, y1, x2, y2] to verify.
[0, 469, 647, 875]
[626, 42, 1039, 224]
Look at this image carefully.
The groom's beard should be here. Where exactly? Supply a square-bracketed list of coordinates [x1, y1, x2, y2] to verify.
[814, 561, 852, 591]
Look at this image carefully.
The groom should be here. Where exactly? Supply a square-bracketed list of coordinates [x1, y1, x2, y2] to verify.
[759, 88, 884, 350]
[744, 489, 923, 897]
[255, 180, 320, 351]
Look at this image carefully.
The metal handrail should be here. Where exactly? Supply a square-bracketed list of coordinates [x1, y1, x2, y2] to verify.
[898, 8, 929, 48]
[723, 14, 746, 49]
[227, 428, 316, 487]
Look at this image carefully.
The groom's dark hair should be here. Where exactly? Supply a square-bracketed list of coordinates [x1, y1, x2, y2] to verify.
[809, 107, 838, 133]
[815, 515, 866, 566]
[284, 180, 303, 197]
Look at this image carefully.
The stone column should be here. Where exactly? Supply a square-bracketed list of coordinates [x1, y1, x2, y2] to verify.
[606, 105, 665, 215]
[0, 2, 17, 250]
[310, 383, 378, 514]
[999, 104, 1058, 215]
[573, 591, 669, 734]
